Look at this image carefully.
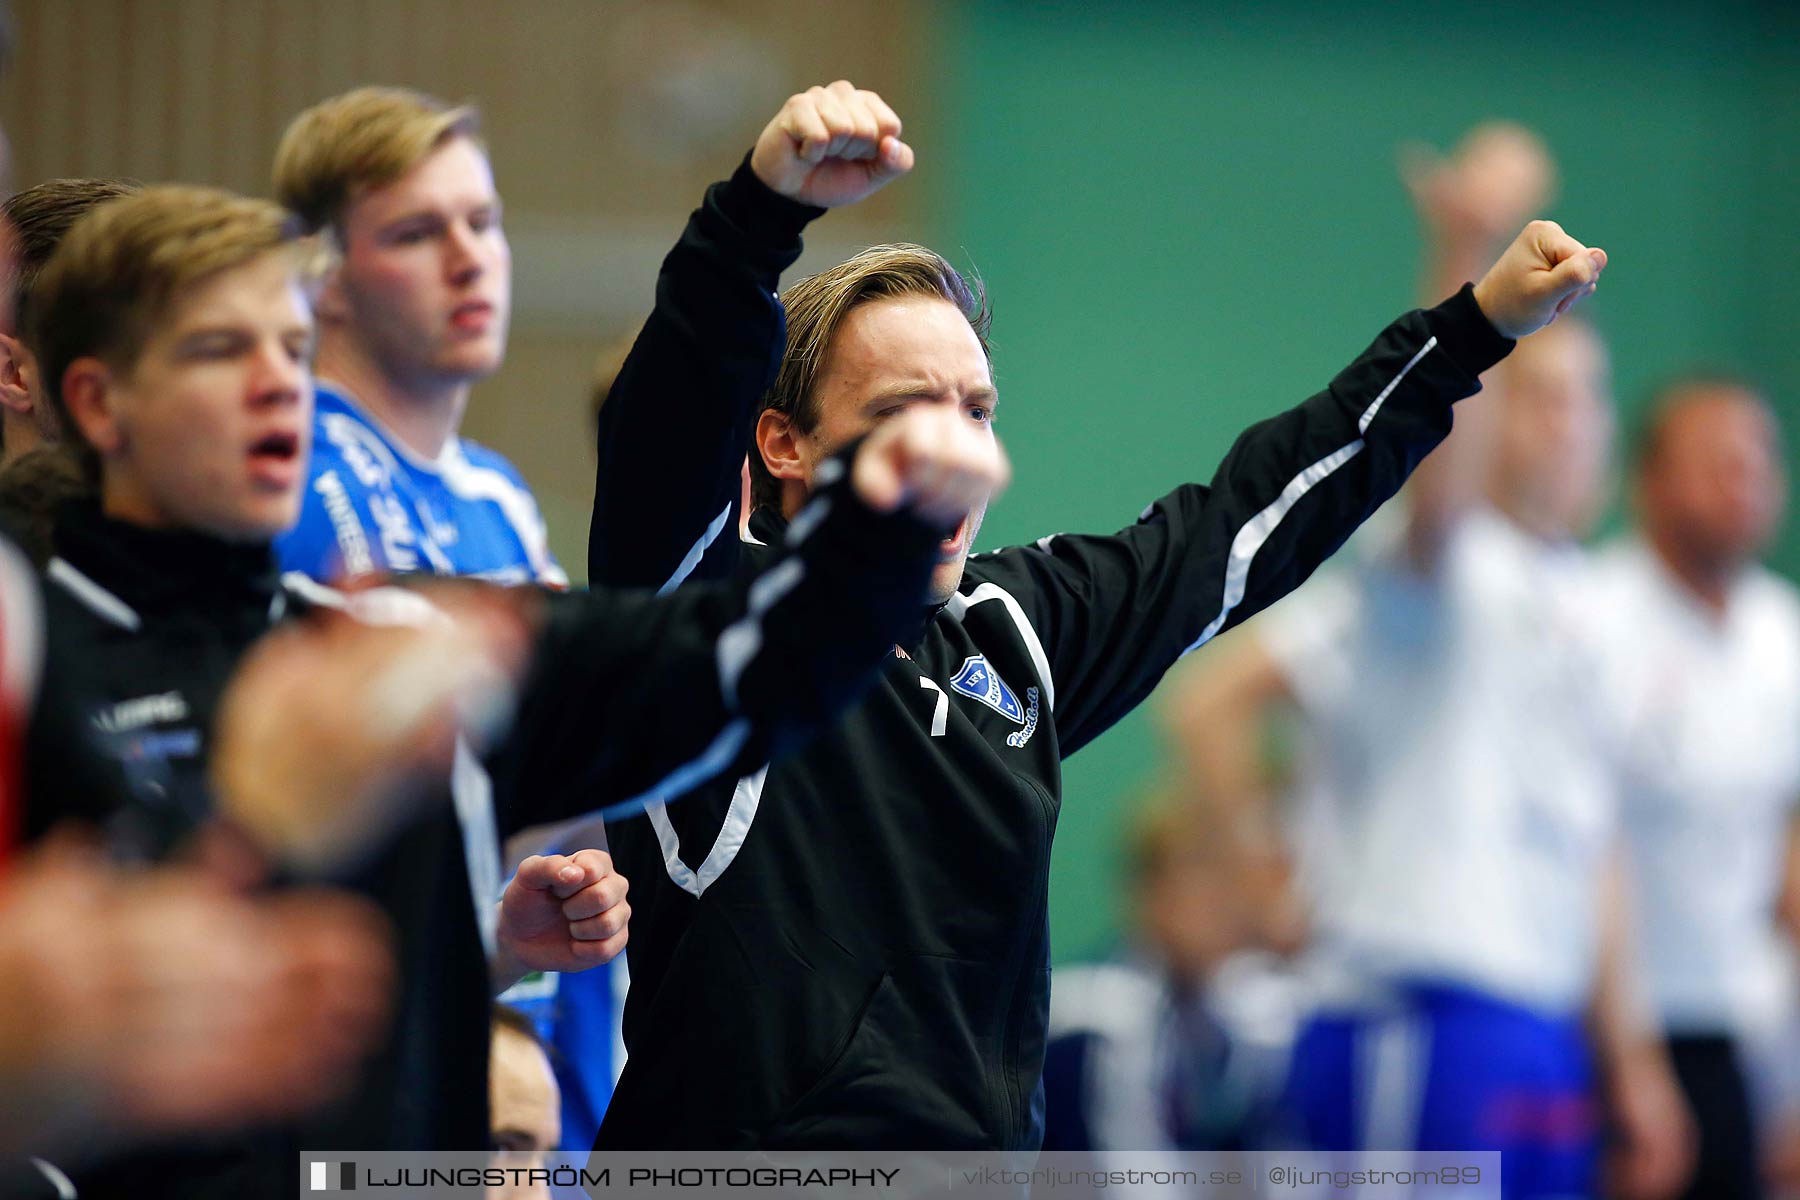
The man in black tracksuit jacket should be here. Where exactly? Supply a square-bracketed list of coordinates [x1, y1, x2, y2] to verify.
[29, 462, 953, 1196]
[585, 85, 1608, 1150]
[20, 184, 998, 1195]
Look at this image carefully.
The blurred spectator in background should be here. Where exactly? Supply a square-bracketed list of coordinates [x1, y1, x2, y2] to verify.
[489, 1005, 561, 1200]
[0, 179, 137, 468]
[0, 181, 141, 569]
[271, 86, 620, 1152]
[272, 86, 564, 587]
[1042, 794, 1302, 1154]
[1166, 124, 1693, 1199]
[1592, 375, 1800, 1199]
[0, 44, 390, 1187]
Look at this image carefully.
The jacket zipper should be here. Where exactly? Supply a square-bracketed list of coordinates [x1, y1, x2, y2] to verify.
[999, 772, 1056, 1147]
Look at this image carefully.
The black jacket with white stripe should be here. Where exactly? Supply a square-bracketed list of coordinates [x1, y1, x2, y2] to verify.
[588, 165, 1514, 1150]
[24, 469, 940, 1195]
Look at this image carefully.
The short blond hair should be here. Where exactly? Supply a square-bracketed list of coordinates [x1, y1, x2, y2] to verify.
[273, 86, 481, 235]
[750, 244, 990, 511]
[27, 185, 309, 473]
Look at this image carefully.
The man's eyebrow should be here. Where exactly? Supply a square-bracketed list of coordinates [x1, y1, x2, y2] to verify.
[171, 323, 248, 344]
[374, 206, 446, 233]
[379, 191, 501, 226]
[861, 382, 999, 409]
[863, 382, 935, 405]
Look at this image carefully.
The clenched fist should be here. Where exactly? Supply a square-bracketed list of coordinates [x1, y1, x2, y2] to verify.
[494, 849, 630, 980]
[1472, 219, 1608, 340]
[751, 80, 915, 208]
[852, 402, 1011, 529]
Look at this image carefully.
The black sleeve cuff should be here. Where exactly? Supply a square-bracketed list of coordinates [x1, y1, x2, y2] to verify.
[1424, 282, 1516, 379]
[710, 153, 827, 250]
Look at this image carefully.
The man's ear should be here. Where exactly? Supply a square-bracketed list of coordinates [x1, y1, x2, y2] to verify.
[0, 334, 35, 418]
[59, 358, 125, 458]
[311, 258, 351, 325]
[755, 408, 808, 487]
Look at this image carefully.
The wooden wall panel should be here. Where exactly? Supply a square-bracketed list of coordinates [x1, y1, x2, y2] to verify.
[0, 0, 945, 577]
[3, 1, 938, 222]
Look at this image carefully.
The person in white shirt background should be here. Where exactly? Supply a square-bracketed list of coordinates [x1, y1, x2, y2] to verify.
[1593, 375, 1800, 1199]
[1165, 123, 1695, 1200]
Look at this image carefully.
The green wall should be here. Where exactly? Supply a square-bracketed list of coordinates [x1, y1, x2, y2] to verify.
[929, 0, 1800, 962]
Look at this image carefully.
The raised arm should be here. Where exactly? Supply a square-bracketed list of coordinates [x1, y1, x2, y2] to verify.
[517, 401, 1003, 830]
[203, 404, 1003, 884]
[588, 81, 913, 590]
[1397, 124, 1557, 568]
[972, 221, 1606, 753]
[1402, 123, 1557, 306]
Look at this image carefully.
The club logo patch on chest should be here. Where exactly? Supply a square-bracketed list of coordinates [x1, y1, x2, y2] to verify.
[950, 654, 1025, 724]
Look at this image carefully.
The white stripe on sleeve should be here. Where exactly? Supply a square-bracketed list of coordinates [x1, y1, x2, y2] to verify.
[658, 502, 735, 595]
[1179, 337, 1436, 658]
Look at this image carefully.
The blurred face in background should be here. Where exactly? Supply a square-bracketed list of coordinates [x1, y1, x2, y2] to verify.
[65, 251, 314, 541]
[326, 136, 511, 390]
[1638, 385, 1785, 576]
[1487, 319, 1614, 540]
[1134, 807, 1305, 985]
[488, 1020, 560, 1200]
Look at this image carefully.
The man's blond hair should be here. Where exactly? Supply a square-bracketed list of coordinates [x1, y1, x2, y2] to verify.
[27, 185, 309, 475]
[749, 243, 991, 511]
[273, 86, 481, 236]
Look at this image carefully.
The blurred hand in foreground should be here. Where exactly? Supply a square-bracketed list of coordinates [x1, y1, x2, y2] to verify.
[211, 583, 531, 873]
[0, 838, 394, 1150]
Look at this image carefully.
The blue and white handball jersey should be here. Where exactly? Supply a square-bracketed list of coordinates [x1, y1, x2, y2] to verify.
[279, 381, 617, 1152]
[277, 383, 568, 587]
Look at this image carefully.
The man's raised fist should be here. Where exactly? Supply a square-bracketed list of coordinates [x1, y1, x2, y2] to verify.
[751, 80, 915, 209]
[1473, 219, 1608, 340]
